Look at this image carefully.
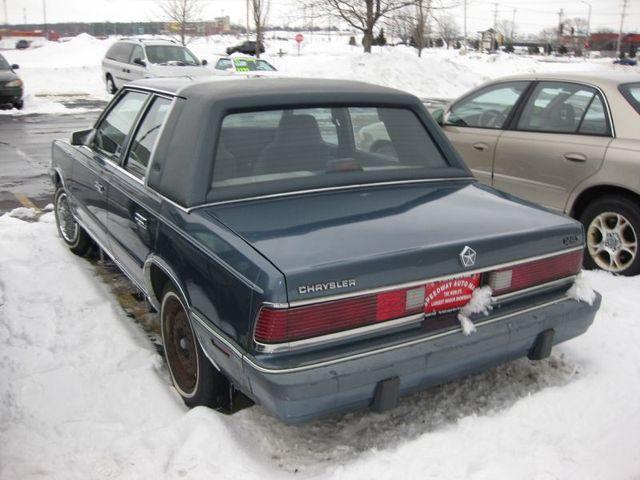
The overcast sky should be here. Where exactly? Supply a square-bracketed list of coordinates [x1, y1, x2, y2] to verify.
[4, 0, 640, 36]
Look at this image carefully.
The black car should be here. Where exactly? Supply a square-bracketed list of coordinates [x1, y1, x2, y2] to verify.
[15, 39, 30, 50]
[226, 40, 265, 56]
[50, 77, 599, 424]
[0, 54, 24, 109]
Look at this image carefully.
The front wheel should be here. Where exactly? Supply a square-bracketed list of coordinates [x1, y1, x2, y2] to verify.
[160, 285, 229, 409]
[105, 74, 117, 95]
[13, 99, 23, 110]
[580, 195, 640, 275]
[53, 187, 93, 256]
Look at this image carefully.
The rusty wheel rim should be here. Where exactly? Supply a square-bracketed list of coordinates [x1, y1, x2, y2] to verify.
[161, 292, 199, 398]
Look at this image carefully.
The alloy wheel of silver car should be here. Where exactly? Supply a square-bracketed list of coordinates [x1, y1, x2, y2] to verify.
[587, 211, 638, 273]
[55, 191, 79, 244]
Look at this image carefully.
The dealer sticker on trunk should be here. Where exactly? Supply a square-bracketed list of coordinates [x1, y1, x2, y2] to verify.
[424, 274, 481, 316]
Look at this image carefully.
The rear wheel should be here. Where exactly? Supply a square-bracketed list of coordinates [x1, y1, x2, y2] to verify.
[105, 74, 117, 95]
[580, 195, 640, 275]
[13, 100, 23, 110]
[53, 187, 93, 256]
[160, 285, 229, 409]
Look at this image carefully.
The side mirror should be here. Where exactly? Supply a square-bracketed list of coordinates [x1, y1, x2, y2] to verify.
[11, 64, 19, 70]
[71, 128, 94, 146]
[431, 108, 445, 126]
[201, 59, 208, 66]
[133, 57, 146, 67]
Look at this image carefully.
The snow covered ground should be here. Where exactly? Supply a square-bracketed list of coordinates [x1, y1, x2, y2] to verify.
[2, 31, 637, 115]
[1, 211, 640, 479]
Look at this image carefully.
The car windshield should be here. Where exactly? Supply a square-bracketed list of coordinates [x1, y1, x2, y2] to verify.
[620, 83, 640, 114]
[0, 56, 10, 70]
[233, 58, 276, 71]
[207, 106, 458, 202]
[145, 45, 199, 66]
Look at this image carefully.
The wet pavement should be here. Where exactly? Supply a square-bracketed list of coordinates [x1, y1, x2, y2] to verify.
[0, 101, 105, 213]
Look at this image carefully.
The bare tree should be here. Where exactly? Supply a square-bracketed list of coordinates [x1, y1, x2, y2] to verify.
[311, 0, 410, 53]
[413, 0, 431, 57]
[434, 13, 458, 48]
[158, 0, 203, 46]
[496, 19, 516, 42]
[250, 0, 270, 58]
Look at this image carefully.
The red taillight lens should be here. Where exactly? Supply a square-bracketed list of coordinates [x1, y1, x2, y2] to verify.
[488, 249, 583, 296]
[255, 286, 425, 344]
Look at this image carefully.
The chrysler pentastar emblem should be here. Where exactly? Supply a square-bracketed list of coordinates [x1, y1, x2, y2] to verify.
[459, 246, 476, 268]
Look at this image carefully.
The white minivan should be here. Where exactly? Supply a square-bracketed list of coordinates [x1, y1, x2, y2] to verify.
[101, 38, 220, 93]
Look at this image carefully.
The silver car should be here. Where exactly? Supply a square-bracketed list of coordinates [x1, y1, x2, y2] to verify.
[101, 38, 218, 94]
[430, 72, 640, 275]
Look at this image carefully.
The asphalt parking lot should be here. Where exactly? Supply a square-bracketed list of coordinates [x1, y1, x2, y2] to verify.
[0, 102, 105, 214]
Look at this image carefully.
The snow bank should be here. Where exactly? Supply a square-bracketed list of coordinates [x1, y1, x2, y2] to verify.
[2, 214, 640, 479]
[3, 32, 629, 115]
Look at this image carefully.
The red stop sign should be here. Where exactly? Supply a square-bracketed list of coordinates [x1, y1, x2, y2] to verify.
[295, 33, 304, 44]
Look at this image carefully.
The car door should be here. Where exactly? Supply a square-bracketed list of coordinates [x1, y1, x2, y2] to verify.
[69, 90, 149, 246]
[105, 95, 173, 287]
[493, 81, 613, 211]
[116, 43, 135, 83]
[442, 81, 531, 185]
[127, 44, 147, 81]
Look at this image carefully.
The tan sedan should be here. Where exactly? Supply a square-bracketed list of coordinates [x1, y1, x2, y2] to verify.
[432, 72, 640, 275]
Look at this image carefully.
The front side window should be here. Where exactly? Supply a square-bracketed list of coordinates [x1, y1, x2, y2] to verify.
[517, 82, 609, 135]
[130, 45, 144, 63]
[446, 82, 529, 129]
[145, 45, 199, 66]
[125, 97, 172, 179]
[216, 59, 233, 70]
[0, 55, 10, 70]
[92, 91, 148, 160]
[209, 106, 451, 202]
[620, 82, 640, 114]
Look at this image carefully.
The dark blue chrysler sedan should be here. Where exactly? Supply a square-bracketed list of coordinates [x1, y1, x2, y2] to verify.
[50, 77, 600, 423]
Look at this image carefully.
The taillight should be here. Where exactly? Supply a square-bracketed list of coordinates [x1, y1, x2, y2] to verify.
[488, 249, 582, 296]
[255, 286, 425, 344]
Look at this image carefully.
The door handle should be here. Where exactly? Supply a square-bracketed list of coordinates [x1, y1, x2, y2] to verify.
[134, 212, 148, 230]
[472, 142, 489, 152]
[94, 181, 105, 194]
[564, 153, 587, 163]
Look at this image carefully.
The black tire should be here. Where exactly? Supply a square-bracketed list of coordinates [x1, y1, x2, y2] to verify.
[13, 100, 23, 110]
[160, 285, 229, 409]
[579, 195, 640, 276]
[105, 74, 117, 95]
[53, 187, 93, 256]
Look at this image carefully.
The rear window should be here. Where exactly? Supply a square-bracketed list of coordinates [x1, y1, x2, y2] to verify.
[208, 106, 453, 202]
[620, 83, 640, 114]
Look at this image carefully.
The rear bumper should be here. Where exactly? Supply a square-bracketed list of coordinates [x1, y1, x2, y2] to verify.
[194, 293, 600, 424]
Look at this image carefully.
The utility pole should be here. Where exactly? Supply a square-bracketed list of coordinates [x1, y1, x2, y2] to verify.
[557, 8, 564, 48]
[245, 0, 249, 40]
[581, 1, 592, 58]
[42, 0, 47, 39]
[464, 0, 468, 44]
[2, 0, 7, 25]
[616, 0, 629, 58]
[492, 2, 499, 51]
[511, 8, 516, 42]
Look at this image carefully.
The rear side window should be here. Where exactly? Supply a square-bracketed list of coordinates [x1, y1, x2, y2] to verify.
[517, 82, 609, 135]
[620, 83, 640, 114]
[106, 42, 134, 63]
[446, 82, 529, 129]
[209, 106, 450, 202]
[92, 91, 148, 160]
[125, 97, 172, 179]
